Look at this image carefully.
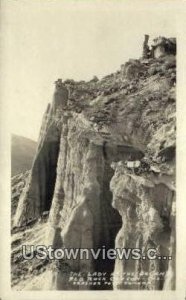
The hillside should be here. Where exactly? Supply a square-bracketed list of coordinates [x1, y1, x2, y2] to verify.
[11, 134, 37, 176]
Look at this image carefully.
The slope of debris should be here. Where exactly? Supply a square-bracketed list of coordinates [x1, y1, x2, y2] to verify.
[11, 171, 30, 219]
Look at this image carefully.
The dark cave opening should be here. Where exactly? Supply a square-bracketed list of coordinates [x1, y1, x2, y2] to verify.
[44, 141, 60, 211]
[92, 143, 144, 290]
[33, 139, 60, 214]
[93, 153, 122, 290]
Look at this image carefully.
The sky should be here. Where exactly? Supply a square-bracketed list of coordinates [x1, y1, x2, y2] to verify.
[1, 0, 178, 141]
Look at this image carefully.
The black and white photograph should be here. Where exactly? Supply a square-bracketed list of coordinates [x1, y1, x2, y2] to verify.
[0, 0, 185, 299]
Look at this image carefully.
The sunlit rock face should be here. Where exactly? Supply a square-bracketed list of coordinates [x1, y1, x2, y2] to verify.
[110, 163, 175, 290]
[12, 37, 176, 291]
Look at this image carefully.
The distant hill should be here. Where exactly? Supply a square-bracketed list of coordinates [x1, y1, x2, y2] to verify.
[11, 134, 37, 176]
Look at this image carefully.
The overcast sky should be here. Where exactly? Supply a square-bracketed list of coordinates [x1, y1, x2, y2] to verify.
[1, 0, 178, 141]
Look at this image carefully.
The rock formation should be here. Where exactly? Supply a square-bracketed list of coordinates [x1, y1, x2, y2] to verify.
[151, 37, 176, 59]
[12, 36, 176, 290]
[142, 34, 150, 59]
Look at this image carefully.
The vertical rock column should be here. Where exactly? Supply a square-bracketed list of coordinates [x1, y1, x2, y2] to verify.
[49, 142, 104, 290]
[14, 117, 61, 226]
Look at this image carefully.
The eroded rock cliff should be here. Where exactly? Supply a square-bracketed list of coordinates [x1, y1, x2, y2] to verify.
[12, 36, 176, 290]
